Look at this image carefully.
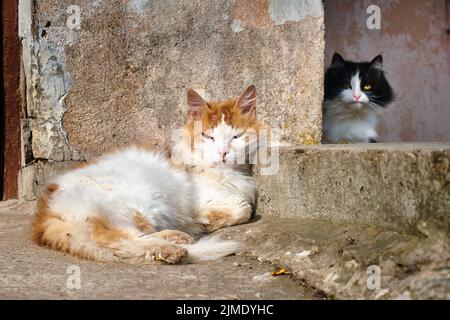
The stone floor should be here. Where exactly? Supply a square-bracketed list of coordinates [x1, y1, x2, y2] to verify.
[0, 200, 319, 300]
[0, 200, 449, 299]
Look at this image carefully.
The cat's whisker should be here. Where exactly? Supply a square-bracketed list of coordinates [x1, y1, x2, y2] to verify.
[368, 102, 390, 124]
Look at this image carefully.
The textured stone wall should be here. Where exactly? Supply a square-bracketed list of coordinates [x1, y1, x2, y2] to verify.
[18, 0, 325, 198]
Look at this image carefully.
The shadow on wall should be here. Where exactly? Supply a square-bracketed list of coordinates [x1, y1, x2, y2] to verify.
[324, 0, 450, 142]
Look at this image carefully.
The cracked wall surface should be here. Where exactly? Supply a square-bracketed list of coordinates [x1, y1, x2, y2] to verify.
[20, 0, 83, 162]
[18, 0, 325, 198]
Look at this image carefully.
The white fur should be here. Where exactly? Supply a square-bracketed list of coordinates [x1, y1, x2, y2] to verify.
[183, 236, 242, 263]
[339, 73, 370, 104]
[198, 117, 257, 165]
[45, 123, 256, 262]
[323, 98, 380, 143]
[50, 148, 198, 233]
[174, 120, 257, 227]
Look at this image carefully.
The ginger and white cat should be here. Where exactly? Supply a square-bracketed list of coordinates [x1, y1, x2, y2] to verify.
[32, 85, 261, 264]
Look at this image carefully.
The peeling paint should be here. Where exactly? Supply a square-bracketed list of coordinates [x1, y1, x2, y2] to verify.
[29, 37, 76, 161]
[230, 19, 245, 33]
[269, 0, 323, 26]
[128, 0, 152, 12]
[19, 0, 83, 162]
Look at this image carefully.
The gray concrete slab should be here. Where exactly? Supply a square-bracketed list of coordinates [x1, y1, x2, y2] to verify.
[256, 144, 450, 231]
[0, 201, 318, 300]
[1, 199, 448, 300]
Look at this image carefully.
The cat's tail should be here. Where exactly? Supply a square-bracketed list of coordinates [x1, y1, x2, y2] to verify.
[182, 236, 242, 263]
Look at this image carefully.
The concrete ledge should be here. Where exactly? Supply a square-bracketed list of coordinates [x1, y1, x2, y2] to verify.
[256, 143, 450, 232]
[218, 216, 450, 300]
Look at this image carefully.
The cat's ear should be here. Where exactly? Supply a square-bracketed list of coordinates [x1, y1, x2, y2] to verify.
[331, 53, 346, 68]
[370, 55, 383, 70]
[237, 85, 257, 119]
[187, 89, 207, 120]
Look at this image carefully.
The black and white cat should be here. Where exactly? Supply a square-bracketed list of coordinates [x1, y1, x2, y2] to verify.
[322, 53, 394, 144]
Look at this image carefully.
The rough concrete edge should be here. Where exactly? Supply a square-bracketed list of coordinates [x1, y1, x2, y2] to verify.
[254, 144, 450, 233]
[281, 143, 450, 151]
[237, 243, 450, 300]
[18, 0, 85, 200]
[218, 216, 450, 300]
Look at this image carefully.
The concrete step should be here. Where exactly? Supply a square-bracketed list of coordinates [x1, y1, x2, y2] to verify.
[217, 215, 450, 300]
[246, 143, 450, 299]
[255, 143, 450, 232]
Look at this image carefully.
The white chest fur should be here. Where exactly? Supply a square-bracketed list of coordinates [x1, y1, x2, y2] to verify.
[323, 99, 380, 143]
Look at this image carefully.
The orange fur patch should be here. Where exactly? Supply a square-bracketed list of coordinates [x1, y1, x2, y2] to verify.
[133, 212, 155, 234]
[31, 211, 73, 252]
[31, 183, 61, 245]
[151, 230, 195, 244]
[204, 210, 233, 233]
[71, 162, 90, 170]
[32, 183, 130, 260]
[185, 98, 261, 149]
[89, 216, 133, 247]
[31, 184, 93, 258]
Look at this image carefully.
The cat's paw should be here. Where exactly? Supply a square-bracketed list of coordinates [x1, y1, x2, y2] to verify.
[151, 230, 196, 244]
[145, 243, 188, 264]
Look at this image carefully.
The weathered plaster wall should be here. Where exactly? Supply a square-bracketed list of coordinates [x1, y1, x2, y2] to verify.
[324, 0, 450, 142]
[25, 0, 324, 166]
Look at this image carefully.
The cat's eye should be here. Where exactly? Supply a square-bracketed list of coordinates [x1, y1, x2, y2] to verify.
[342, 83, 352, 89]
[202, 133, 214, 141]
[364, 84, 372, 91]
[233, 132, 244, 139]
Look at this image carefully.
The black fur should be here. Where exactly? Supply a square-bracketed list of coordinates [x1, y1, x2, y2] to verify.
[324, 53, 394, 107]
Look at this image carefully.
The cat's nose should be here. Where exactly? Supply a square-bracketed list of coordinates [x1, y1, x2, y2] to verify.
[353, 94, 361, 101]
[219, 150, 228, 159]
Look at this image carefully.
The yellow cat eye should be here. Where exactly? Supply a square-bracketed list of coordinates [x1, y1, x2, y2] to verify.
[342, 83, 352, 89]
[364, 84, 372, 90]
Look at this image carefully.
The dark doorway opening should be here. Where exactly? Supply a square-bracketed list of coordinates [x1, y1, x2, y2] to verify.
[1, 0, 21, 200]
